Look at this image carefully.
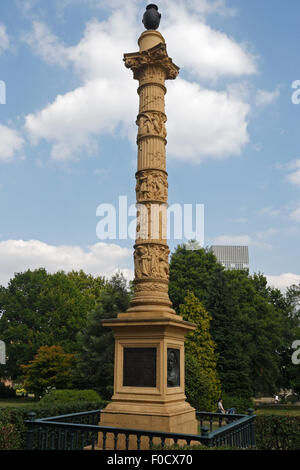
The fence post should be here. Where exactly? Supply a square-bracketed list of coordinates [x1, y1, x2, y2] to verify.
[247, 408, 256, 448]
[201, 426, 212, 447]
[26, 412, 37, 450]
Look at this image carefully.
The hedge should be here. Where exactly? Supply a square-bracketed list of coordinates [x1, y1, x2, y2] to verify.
[255, 415, 300, 450]
[39, 389, 101, 405]
[0, 399, 107, 450]
[221, 393, 254, 414]
[1, 405, 300, 450]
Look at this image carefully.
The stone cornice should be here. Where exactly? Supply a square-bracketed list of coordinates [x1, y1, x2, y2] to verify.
[124, 43, 180, 80]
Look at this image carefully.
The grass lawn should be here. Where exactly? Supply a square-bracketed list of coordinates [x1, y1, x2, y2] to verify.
[0, 398, 35, 408]
[255, 407, 300, 416]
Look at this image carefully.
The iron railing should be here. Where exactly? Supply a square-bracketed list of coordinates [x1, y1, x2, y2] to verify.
[25, 408, 255, 450]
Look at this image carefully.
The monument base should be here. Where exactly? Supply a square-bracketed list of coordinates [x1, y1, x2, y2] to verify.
[96, 314, 198, 450]
[97, 399, 198, 450]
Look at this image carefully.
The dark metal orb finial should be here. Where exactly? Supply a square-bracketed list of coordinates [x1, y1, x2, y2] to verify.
[142, 4, 161, 30]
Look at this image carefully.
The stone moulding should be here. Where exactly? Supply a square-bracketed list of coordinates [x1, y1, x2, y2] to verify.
[123, 43, 180, 81]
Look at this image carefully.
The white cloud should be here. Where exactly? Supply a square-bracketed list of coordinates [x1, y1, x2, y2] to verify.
[22, 3, 255, 163]
[211, 234, 252, 245]
[290, 204, 300, 223]
[167, 78, 250, 162]
[0, 125, 25, 162]
[163, 9, 256, 81]
[0, 24, 10, 54]
[286, 159, 300, 187]
[266, 273, 300, 292]
[255, 87, 280, 107]
[211, 228, 277, 248]
[22, 21, 70, 67]
[25, 78, 136, 161]
[0, 239, 133, 287]
[257, 206, 281, 218]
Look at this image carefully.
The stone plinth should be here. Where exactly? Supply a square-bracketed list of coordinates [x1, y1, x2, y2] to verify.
[97, 316, 198, 450]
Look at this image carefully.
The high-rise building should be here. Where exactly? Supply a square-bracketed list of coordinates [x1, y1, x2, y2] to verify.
[211, 245, 249, 270]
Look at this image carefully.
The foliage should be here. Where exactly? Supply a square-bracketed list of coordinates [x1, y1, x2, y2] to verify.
[21, 345, 76, 398]
[0, 400, 107, 450]
[0, 269, 105, 379]
[277, 282, 300, 397]
[221, 393, 254, 414]
[255, 415, 300, 450]
[0, 382, 16, 399]
[39, 389, 101, 405]
[0, 422, 23, 450]
[179, 292, 221, 411]
[74, 273, 131, 400]
[169, 244, 294, 397]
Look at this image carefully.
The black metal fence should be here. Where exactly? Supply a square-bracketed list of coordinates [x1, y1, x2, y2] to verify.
[25, 409, 256, 450]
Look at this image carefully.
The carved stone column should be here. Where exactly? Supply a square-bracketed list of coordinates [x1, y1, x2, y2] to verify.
[98, 8, 198, 449]
[120, 33, 180, 318]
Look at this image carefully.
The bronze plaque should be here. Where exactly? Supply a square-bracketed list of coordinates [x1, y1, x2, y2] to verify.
[167, 348, 180, 387]
[123, 347, 156, 387]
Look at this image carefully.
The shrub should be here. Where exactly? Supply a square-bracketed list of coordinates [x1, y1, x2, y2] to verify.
[0, 398, 108, 450]
[0, 382, 16, 399]
[39, 389, 102, 405]
[0, 422, 23, 450]
[256, 415, 300, 450]
[221, 393, 254, 414]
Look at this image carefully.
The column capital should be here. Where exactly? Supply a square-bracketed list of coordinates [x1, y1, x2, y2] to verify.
[123, 43, 179, 81]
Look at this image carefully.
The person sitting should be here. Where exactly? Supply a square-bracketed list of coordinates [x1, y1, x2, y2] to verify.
[217, 398, 226, 414]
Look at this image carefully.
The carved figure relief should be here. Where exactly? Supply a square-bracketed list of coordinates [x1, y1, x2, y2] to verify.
[137, 112, 167, 139]
[136, 170, 168, 202]
[148, 151, 165, 170]
[167, 349, 180, 387]
[134, 244, 169, 280]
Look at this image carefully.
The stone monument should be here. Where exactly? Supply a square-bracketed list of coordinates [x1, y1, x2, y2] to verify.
[98, 4, 198, 449]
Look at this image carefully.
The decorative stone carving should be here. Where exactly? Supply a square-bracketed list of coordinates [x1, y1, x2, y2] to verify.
[134, 244, 169, 280]
[136, 170, 168, 202]
[167, 349, 180, 387]
[124, 43, 180, 81]
[137, 112, 167, 139]
[133, 281, 167, 293]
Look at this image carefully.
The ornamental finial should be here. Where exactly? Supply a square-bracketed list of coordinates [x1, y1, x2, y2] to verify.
[142, 4, 161, 30]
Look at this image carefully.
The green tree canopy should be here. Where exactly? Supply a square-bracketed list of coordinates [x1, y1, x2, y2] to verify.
[73, 273, 131, 400]
[169, 244, 293, 397]
[179, 292, 221, 411]
[21, 345, 75, 398]
[0, 268, 105, 379]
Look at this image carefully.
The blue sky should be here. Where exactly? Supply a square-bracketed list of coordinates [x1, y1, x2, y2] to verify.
[0, 0, 300, 290]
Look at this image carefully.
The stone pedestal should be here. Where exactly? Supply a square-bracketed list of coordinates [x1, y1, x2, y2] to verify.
[98, 316, 198, 449]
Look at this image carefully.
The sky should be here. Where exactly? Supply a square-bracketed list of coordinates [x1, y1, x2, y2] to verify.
[0, 0, 300, 291]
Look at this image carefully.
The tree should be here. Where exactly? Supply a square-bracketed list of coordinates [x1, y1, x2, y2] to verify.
[179, 292, 221, 411]
[169, 244, 293, 397]
[73, 273, 131, 399]
[21, 345, 75, 398]
[0, 269, 105, 379]
[277, 283, 300, 396]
